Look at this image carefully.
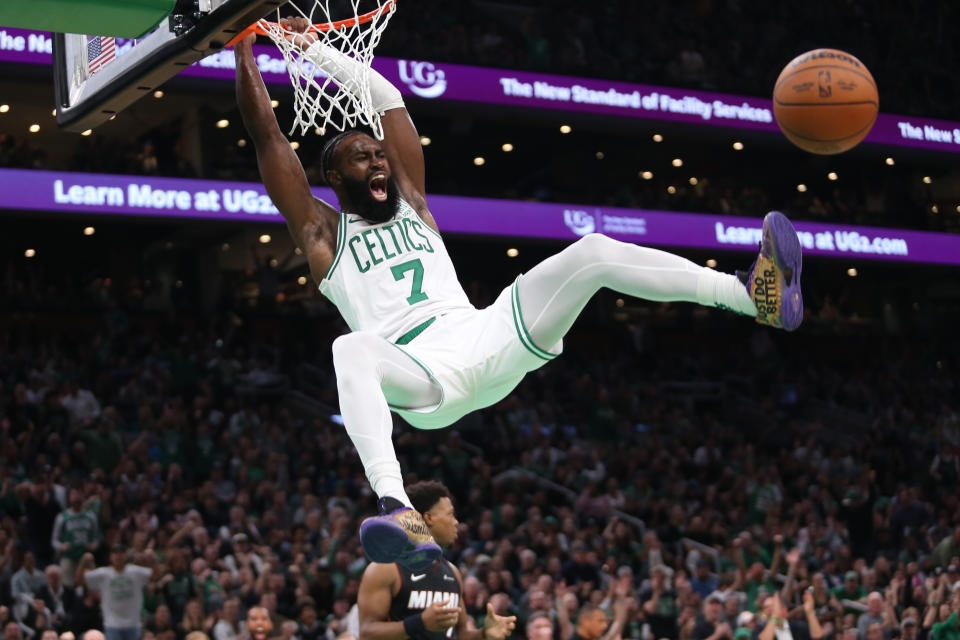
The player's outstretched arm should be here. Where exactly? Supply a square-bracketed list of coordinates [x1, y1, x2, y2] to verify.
[234, 33, 331, 251]
[285, 18, 440, 232]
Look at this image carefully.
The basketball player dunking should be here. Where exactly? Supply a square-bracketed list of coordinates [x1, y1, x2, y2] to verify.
[357, 481, 515, 640]
[235, 19, 804, 570]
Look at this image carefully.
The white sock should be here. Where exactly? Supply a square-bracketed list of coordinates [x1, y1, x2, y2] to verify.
[696, 269, 757, 317]
[364, 458, 412, 508]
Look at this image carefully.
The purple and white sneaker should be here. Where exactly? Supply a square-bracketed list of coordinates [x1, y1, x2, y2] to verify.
[360, 497, 441, 570]
[739, 211, 804, 331]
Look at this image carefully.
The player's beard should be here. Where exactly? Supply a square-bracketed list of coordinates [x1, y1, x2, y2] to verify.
[342, 174, 401, 223]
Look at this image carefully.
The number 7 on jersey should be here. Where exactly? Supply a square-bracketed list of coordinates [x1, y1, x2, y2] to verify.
[391, 259, 429, 305]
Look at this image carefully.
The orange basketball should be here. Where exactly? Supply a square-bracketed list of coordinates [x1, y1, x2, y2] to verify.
[773, 48, 879, 155]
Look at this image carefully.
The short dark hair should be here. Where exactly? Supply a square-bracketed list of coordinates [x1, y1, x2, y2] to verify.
[406, 481, 452, 514]
[576, 603, 602, 623]
[320, 130, 364, 180]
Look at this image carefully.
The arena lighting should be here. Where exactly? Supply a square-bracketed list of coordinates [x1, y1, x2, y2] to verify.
[501, 143, 514, 152]
[652, 134, 663, 142]
[473, 156, 485, 166]
[640, 171, 653, 180]
[83, 226, 95, 236]
[0, 104, 9, 113]
[847, 268, 858, 277]
[706, 259, 717, 268]
[923, 176, 932, 184]
[297, 276, 308, 285]
[81, 129, 92, 136]
[419, 136, 431, 146]
[931, 205, 939, 213]
[237, 139, 247, 147]
[29, 124, 39, 133]
[689, 177, 698, 185]
[259, 234, 271, 244]
[290, 141, 300, 150]
[595, 151, 605, 160]
[51, 109, 56, 117]
[672, 158, 683, 167]
[732, 141, 744, 150]
[506, 248, 519, 258]
[294, 247, 302, 255]
[828, 171, 838, 181]
[270, 100, 279, 108]
[153, 90, 164, 98]
[956, 205, 960, 213]
[559, 124, 572, 134]
[797, 184, 807, 192]
[667, 185, 677, 194]
[885, 157, 895, 166]
[24, 249, 36, 258]
[216, 119, 229, 128]
[221, 243, 230, 251]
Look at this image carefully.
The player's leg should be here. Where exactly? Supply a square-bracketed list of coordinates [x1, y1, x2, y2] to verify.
[331, 332, 442, 568]
[516, 212, 802, 350]
[331, 331, 440, 503]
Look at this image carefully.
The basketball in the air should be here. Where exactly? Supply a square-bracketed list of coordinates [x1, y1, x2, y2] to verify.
[772, 48, 878, 155]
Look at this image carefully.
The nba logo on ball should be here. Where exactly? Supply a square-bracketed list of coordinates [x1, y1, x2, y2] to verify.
[398, 61, 447, 98]
[564, 209, 596, 236]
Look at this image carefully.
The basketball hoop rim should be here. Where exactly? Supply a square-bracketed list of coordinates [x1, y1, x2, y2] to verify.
[226, 0, 395, 47]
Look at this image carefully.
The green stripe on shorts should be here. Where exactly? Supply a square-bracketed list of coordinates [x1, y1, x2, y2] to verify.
[395, 316, 436, 345]
[511, 280, 557, 361]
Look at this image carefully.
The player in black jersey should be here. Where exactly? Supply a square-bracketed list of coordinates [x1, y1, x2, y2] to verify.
[358, 481, 516, 640]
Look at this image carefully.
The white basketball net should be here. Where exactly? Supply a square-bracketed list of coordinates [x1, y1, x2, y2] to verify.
[258, 0, 396, 139]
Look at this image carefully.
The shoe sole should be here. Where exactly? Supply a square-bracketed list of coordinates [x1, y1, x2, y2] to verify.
[360, 517, 442, 569]
[764, 211, 804, 331]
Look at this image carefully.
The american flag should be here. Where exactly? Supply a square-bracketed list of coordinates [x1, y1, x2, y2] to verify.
[87, 36, 116, 74]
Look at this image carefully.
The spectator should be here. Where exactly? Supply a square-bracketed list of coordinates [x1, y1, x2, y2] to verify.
[213, 600, 244, 640]
[692, 595, 732, 640]
[76, 547, 152, 640]
[834, 572, 867, 607]
[242, 607, 273, 640]
[857, 592, 894, 640]
[901, 617, 919, 640]
[562, 543, 600, 588]
[526, 613, 553, 640]
[37, 565, 74, 631]
[59, 383, 101, 426]
[51, 491, 100, 588]
[758, 593, 823, 640]
[931, 528, 960, 569]
[11, 552, 47, 615]
[641, 566, 678, 640]
[692, 561, 719, 601]
[295, 604, 321, 640]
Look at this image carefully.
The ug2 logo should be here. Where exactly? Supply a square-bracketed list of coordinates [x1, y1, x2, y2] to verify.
[398, 61, 447, 98]
[563, 209, 596, 236]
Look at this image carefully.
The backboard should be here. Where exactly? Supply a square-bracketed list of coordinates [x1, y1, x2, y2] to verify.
[53, 0, 283, 132]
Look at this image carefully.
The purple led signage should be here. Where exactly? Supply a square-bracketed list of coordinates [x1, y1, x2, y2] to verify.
[2, 26, 959, 152]
[2, 168, 958, 266]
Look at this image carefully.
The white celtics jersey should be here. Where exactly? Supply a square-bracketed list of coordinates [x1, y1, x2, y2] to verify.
[319, 199, 474, 344]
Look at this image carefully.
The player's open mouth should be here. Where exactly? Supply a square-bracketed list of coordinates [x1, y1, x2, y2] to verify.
[369, 173, 387, 201]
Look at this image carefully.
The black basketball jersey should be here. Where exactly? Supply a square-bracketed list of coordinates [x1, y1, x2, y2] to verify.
[389, 560, 461, 640]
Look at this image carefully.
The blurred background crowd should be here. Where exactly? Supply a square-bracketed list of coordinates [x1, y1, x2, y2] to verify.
[0, 256, 958, 640]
